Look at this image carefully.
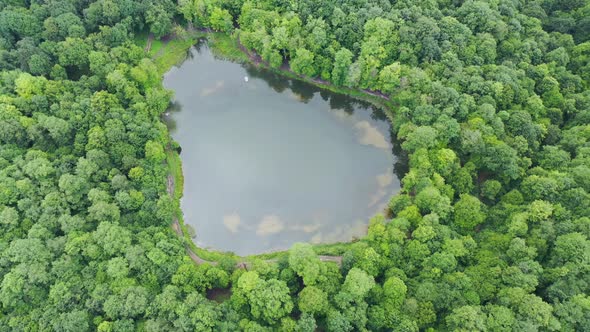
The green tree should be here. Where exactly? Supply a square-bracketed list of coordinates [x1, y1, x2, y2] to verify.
[341, 268, 375, 300]
[297, 313, 317, 332]
[250, 279, 293, 325]
[57, 37, 91, 68]
[298, 286, 329, 315]
[234, 272, 293, 325]
[453, 194, 486, 233]
[288, 243, 324, 285]
[145, 4, 173, 38]
[554, 294, 590, 331]
[53, 310, 90, 332]
[291, 48, 316, 77]
[210, 7, 233, 32]
[415, 186, 453, 220]
[331, 48, 353, 86]
[382, 276, 407, 310]
[401, 126, 439, 152]
[446, 305, 487, 332]
[378, 62, 401, 94]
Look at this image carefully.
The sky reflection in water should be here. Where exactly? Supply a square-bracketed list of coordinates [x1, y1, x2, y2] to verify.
[163, 42, 405, 255]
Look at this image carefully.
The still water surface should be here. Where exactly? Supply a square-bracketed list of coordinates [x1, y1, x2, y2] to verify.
[163, 42, 403, 255]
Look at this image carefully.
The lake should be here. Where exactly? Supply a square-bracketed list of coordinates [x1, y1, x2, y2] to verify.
[163, 41, 403, 255]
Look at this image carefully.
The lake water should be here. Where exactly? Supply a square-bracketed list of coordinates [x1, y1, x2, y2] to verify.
[163, 41, 403, 255]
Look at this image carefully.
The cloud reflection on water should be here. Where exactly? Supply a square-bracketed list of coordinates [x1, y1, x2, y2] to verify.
[256, 215, 285, 236]
[354, 120, 390, 149]
[222, 213, 241, 233]
[200, 80, 225, 96]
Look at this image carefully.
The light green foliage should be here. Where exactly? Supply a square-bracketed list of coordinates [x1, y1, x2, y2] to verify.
[551, 232, 589, 265]
[172, 262, 229, 293]
[332, 48, 353, 86]
[453, 194, 486, 233]
[497, 287, 556, 330]
[14, 72, 46, 98]
[382, 276, 407, 310]
[129, 59, 159, 90]
[378, 62, 401, 94]
[103, 286, 149, 319]
[482, 180, 502, 200]
[297, 313, 317, 332]
[57, 37, 91, 68]
[298, 286, 329, 315]
[234, 272, 294, 325]
[145, 3, 173, 38]
[145, 140, 165, 163]
[446, 305, 487, 332]
[341, 268, 375, 300]
[290, 48, 316, 77]
[210, 7, 233, 32]
[288, 243, 324, 285]
[484, 305, 516, 332]
[177, 0, 196, 22]
[53, 310, 90, 332]
[401, 126, 438, 152]
[554, 294, 590, 331]
[342, 242, 382, 277]
[106, 257, 129, 279]
[415, 186, 452, 220]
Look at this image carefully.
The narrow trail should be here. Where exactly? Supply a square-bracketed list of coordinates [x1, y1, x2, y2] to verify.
[166, 175, 343, 268]
[236, 36, 263, 66]
[144, 33, 154, 53]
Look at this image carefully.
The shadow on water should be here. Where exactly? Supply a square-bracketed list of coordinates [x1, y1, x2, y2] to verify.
[244, 65, 290, 94]
[390, 130, 409, 181]
[162, 101, 183, 133]
[192, 38, 208, 55]
[290, 79, 315, 103]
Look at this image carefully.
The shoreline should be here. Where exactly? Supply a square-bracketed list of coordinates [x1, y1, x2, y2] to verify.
[155, 29, 396, 263]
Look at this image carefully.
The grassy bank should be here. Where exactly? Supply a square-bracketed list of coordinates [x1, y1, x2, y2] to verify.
[152, 33, 203, 75]
[153, 31, 245, 262]
[153, 39, 196, 75]
[135, 30, 248, 75]
[166, 148, 240, 262]
[166, 148, 183, 200]
[247, 241, 354, 261]
[207, 32, 250, 63]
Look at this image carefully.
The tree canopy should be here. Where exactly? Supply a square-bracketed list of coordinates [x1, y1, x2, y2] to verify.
[0, 0, 589, 330]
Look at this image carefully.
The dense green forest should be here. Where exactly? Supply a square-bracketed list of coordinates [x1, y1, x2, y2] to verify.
[1, 0, 589, 331]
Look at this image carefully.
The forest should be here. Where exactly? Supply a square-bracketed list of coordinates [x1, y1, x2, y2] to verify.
[0, 0, 589, 331]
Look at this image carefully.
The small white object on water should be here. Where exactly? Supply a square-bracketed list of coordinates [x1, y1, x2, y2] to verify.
[165, 112, 170, 116]
[244, 76, 249, 82]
